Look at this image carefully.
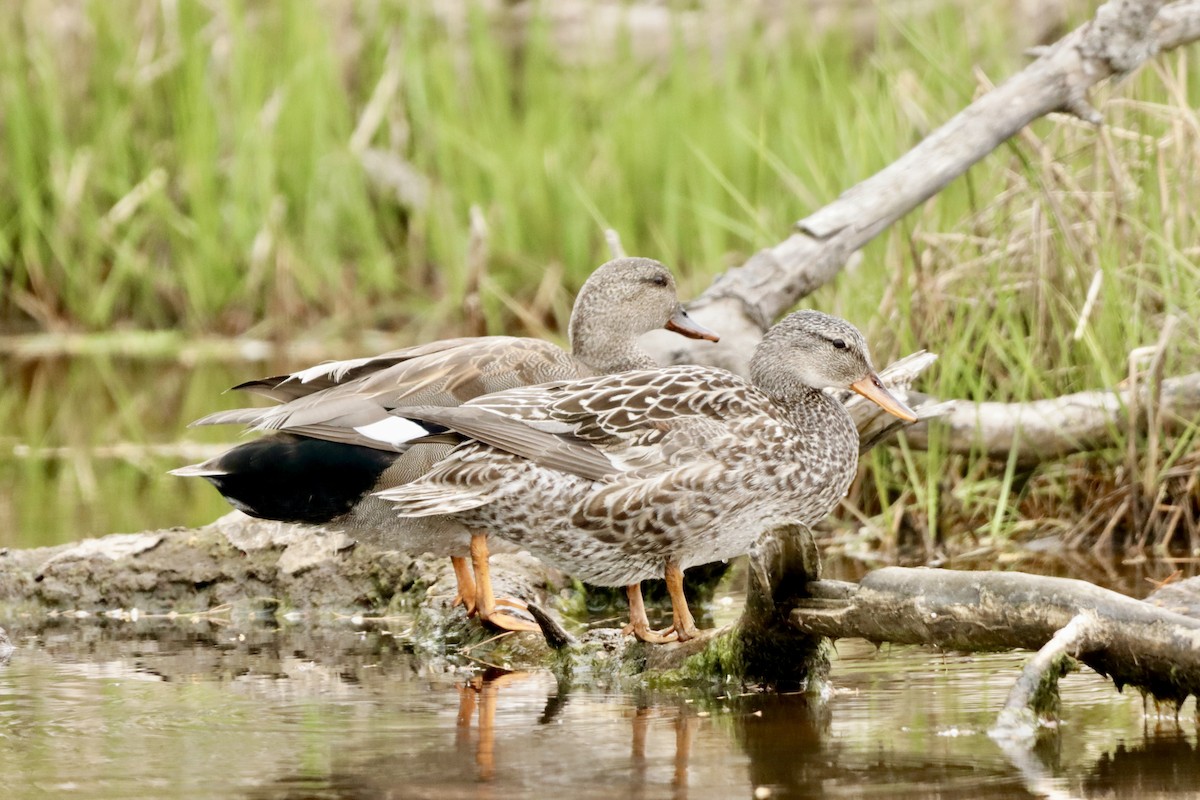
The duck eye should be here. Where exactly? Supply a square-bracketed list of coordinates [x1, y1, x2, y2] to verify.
[650, 274, 668, 287]
[831, 338, 847, 350]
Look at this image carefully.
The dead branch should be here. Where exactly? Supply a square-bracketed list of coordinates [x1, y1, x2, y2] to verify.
[645, 0, 1200, 374]
[992, 612, 1100, 739]
[900, 370, 1200, 462]
[792, 566, 1200, 704]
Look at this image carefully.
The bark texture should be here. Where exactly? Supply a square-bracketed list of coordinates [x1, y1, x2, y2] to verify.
[901, 372, 1200, 462]
[792, 567, 1200, 704]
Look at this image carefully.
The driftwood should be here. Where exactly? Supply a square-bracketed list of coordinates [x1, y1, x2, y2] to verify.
[5, 514, 1198, 733]
[992, 612, 1098, 739]
[903, 371, 1200, 462]
[433, 1, 1079, 68]
[651, 0, 1200, 368]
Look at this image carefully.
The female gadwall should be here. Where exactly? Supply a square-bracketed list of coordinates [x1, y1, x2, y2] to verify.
[377, 310, 915, 642]
[172, 257, 718, 632]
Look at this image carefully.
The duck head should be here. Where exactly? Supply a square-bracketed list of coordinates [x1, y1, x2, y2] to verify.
[750, 310, 917, 421]
[569, 257, 719, 372]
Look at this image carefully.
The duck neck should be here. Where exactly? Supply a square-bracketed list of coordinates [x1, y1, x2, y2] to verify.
[569, 315, 656, 373]
[749, 347, 843, 421]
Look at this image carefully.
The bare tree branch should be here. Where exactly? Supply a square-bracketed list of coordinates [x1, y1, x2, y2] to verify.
[1156, 0, 1200, 48]
[647, 0, 1200, 374]
[991, 612, 1101, 740]
[901, 371, 1200, 461]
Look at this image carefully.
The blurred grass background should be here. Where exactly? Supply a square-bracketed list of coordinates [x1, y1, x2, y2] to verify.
[1, 0, 1197, 553]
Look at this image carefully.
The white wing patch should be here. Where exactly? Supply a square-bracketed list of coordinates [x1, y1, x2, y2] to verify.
[376, 482, 496, 516]
[352, 417, 431, 447]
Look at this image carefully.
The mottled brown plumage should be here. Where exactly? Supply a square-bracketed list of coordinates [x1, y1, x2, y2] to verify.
[379, 310, 916, 642]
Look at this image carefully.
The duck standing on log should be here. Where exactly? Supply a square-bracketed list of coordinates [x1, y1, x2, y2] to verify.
[378, 311, 917, 643]
[172, 257, 718, 632]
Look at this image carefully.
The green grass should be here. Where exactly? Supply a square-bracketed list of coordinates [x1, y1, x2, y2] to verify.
[2, 1, 1198, 551]
[0, 1, 1019, 335]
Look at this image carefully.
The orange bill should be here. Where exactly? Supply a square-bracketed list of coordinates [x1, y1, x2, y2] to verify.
[850, 374, 918, 422]
[665, 306, 720, 342]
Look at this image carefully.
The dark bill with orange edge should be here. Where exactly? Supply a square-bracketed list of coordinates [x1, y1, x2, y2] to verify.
[665, 306, 720, 342]
[850, 374, 917, 422]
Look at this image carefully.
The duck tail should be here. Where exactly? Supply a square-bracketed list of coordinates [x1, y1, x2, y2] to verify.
[374, 482, 494, 518]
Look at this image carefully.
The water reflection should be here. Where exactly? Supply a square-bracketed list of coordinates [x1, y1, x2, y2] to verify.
[1, 621, 1196, 799]
[1084, 735, 1200, 797]
[1, 354, 254, 546]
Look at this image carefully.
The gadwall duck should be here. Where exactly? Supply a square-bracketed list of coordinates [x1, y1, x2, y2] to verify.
[377, 310, 916, 643]
[172, 257, 718, 632]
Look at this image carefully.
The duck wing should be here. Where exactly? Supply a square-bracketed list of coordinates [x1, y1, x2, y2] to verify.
[229, 337, 496, 400]
[189, 336, 589, 453]
[399, 365, 768, 481]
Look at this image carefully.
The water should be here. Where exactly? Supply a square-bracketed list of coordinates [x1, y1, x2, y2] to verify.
[1, 353, 314, 547]
[3, 353, 1199, 797]
[1, 620, 1196, 799]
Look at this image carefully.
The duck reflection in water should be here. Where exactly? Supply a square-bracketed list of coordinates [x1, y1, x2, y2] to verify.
[456, 672, 702, 795]
[629, 700, 700, 800]
[454, 668, 538, 783]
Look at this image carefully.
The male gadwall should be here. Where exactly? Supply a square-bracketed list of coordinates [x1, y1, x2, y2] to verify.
[377, 310, 915, 642]
[173, 257, 718, 632]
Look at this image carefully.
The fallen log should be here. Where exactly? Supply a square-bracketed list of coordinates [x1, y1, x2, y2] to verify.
[0, 513, 817, 685]
[434, 0, 1076, 69]
[4, 512, 1200, 716]
[792, 566, 1200, 705]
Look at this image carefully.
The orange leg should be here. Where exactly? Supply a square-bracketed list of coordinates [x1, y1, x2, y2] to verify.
[664, 559, 700, 642]
[451, 555, 478, 616]
[470, 531, 540, 633]
[622, 583, 677, 644]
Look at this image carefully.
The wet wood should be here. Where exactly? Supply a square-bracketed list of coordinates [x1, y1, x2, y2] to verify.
[4, 511, 1200, 707]
[992, 612, 1099, 739]
[792, 567, 1200, 704]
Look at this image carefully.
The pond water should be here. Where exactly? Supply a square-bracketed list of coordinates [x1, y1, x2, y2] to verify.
[1, 618, 1196, 800]
[3, 352, 1199, 798]
[1, 352, 326, 548]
